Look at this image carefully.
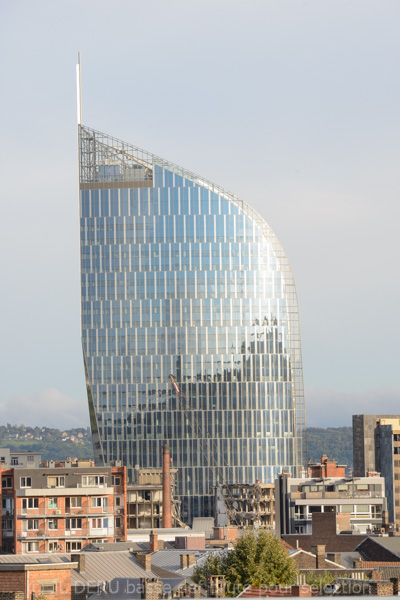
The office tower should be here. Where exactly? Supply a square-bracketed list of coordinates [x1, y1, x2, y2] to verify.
[353, 414, 400, 524]
[79, 125, 306, 521]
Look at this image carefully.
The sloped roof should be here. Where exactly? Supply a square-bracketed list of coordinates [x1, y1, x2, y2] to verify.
[150, 549, 207, 576]
[355, 536, 400, 559]
[192, 517, 215, 537]
[82, 542, 148, 553]
[377, 565, 400, 579]
[87, 574, 194, 600]
[0, 551, 157, 587]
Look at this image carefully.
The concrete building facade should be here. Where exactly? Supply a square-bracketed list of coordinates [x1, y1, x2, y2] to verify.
[353, 415, 400, 524]
[275, 472, 386, 535]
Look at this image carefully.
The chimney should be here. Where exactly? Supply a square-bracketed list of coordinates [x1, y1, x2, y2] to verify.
[207, 576, 226, 598]
[311, 545, 326, 569]
[162, 444, 172, 528]
[180, 554, 196, 569]
[71, 553, 85, 574]
[136, 553, 152, 571]
[140, 577, 163, 600]
[149, 530, 158, 553]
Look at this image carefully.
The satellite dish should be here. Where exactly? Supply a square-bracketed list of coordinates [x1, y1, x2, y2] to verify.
[232, 501, 238, 510]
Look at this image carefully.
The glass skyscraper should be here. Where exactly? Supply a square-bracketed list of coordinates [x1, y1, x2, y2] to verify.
[79, 125, 306, 521]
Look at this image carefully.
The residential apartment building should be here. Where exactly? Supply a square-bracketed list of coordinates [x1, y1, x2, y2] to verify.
[0, 461, 127, 553]
[0, 449, 42, 468]
[353, 415, 400, 524]
[78, 120, 306, 523]
[275, 471, 386, 535]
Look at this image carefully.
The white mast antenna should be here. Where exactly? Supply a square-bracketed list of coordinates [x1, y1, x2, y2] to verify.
[76, 52, 82, 125]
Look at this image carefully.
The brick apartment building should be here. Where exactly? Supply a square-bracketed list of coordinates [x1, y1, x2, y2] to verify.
[0, 460, 127, 554]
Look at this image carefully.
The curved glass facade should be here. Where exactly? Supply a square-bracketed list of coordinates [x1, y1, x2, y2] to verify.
[79, 125, 306, 521]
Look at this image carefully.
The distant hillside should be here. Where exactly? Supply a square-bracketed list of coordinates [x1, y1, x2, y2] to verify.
[306, 426, 353, 469]
[0, 425, 94, 461]
[0, 424, 353, 469]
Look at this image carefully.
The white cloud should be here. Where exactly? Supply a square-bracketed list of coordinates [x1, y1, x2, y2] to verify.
[0, 389, 89, 429]
[305, 386, 400, 428]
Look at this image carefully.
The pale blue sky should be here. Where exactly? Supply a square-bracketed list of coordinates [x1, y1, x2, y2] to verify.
[1, 0, 399, 428]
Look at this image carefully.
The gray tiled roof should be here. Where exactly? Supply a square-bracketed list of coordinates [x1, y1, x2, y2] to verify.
[355, 536, 400, 558]
[88, 575, 192, 600]
[0, 551, 157, 587]
[377, 566, 400, 579]
[150, 549, 208, 576]
[83, 542, 148, 552]
[371, 537, 400, 557]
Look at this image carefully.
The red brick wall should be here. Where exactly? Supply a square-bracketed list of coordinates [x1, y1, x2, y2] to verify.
[28, 568, 71, 600]
[0, 572, 25, 593]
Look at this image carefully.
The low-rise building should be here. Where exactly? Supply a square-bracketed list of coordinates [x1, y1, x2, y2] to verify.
[275, 471, 386, 535]
[0, 462, 127, 553]
[0, 559, 76, 600]
[0, 449, 42, 469]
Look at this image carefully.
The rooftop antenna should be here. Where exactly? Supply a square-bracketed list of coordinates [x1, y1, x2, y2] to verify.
[76, 52, 82, 125]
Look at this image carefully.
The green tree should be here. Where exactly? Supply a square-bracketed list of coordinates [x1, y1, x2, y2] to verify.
[305, 570, 335, 589]
[192, 531, 298, 595]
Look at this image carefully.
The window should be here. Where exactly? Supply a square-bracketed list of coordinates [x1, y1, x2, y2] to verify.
[20, 477, 32, 488]
[47, 476, 65, 488]
[356, 504, 369, 513]
[91, 497, 108, 510]
[112, 476, 121, 486]
[82, 475, 105, 487]
[48, 498, 58, 509]
[48, 519, 58, 530]
[2, 498, 13, 512]
[22, 498, 39, 510]
[27, 455, 35, 462]
[66, 541, 82, 552]
[11, 458, 19, 466]
[41, 584, 55, 594]
[341, 505, 353, 513]
[115, 517, 121, 528]
[66, 497, 82, 509]
[27, 519, 39, 530]
[48, 541, 58, 552]
[371, 505, 382, 518]
[115, 497, 121, 507]
[24, 541, 39, 552]
[2, 477, 12, 489]
[0, 457, 5, 463]
[2, 518, 13, 530]
[65, 518, 82, 530]
[92, 517, 108, 528]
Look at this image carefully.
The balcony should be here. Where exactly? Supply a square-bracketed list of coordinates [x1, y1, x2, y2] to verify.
[291, 491, 383, 500]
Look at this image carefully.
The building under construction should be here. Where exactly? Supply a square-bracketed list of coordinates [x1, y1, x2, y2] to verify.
[216, 482, 275, 529]
[127, 445, 186, 529]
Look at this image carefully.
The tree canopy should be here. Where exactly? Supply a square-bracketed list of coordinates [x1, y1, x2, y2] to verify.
[192, 530, 298, 595]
